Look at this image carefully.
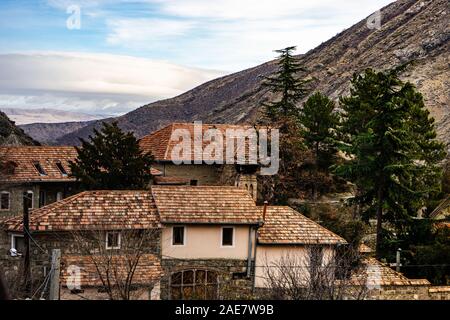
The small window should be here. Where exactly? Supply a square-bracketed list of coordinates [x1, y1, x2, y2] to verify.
[39, 190, 46, 208]
[172, 226, 185, 246]
[33, 162, 47, 176]
[26, 191, 33, 210]
[1, 192, 10, 210]
[106, 232, 121, 250]
[11, 234, 25, 254]
[55, 162, 68, 176]
[56, 192, 63, 202]
[221, 227, 234, 247]
[190, 180, 198, 186]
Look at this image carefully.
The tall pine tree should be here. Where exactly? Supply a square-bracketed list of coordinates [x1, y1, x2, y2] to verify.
[336, 67, 446, 257]
[70, 122, 154, 190]
[262, 46, 310, 125]
[259, 46, 313, 204]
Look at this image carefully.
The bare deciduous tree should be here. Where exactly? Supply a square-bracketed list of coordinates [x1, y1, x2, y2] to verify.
[69, 226, 161, 300]
[262, 245, 369, 300]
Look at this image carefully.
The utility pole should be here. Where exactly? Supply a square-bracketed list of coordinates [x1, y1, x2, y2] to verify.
[49, 249, 61, 300]
[22, 192, 32, 297]
[0, 267, 10, 300]
[396, 248, 402, 272]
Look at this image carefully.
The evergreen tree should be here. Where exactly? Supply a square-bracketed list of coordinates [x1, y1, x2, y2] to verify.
[262, 46, 310, 125]
[70, 122, 154, 190]
[259, 46, 312, 204]
[335, 67, 446, 257]
[299, 92, 340, 198]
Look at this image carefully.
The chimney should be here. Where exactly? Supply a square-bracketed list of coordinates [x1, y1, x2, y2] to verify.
[262, 201, 268, 222]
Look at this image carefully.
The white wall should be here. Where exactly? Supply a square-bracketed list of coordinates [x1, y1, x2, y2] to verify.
[161, 225, 253, 260]
[255, 245, 335, 288]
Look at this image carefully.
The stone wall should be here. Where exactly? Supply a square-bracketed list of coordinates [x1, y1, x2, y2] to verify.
[0, 182, 79, 219]
[0, 228, 161, 298]
[364, 285, 450, 300]
[160, 258, 253, 300]
[154, 163, 222, 186]
[428, 286, 450, 300]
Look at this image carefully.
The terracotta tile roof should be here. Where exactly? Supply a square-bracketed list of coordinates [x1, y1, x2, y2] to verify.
[0, 146, 77, 182]
[139, 123, 259, 164]
[60, 254, 163, 287]
[151, 185, 262, 224]
[349, 257, 430, 286]
[4, 190, 160, 232]
[258, 206, 347, 245]
[359, 244, 373, 254]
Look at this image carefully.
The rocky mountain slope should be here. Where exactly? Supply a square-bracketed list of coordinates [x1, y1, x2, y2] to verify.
[31, 0, 449, 147]
[20, 120, 95, 145]
[0, 111, 39, 146]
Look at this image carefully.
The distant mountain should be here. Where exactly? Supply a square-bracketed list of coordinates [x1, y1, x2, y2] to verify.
[0, 111, 39, 146]
[1, 108, 108, 125]
[28, 0, 450, 149]
[20, 120, 97, 145]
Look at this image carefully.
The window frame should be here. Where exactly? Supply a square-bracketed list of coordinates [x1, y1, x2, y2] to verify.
[33, 162, 47, 176]
[26, 190, 34, 210]
[171, 226, 186, 246]
[39, 190, 46, 208]
[0, 191, 10, 210]
[10, 233, 24, 253]
[55, 161, 68, 176]
[105, 231, 121, 250]
[220, 226, 235, 248]
[169, 269, 219, 300]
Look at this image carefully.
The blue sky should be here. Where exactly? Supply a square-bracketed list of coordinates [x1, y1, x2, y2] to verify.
[0, 0, 395, 119]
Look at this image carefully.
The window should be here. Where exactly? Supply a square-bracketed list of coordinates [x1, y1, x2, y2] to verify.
[39, 190, 46, 208]
[26, 191, 33, 210]
[56, 192, 63, 202]
[33, 162, 47, 176]
[106, 232, 121, 250]
[172, 226, 185, 246]
[1, 192, 10, 210]
[11, 234, 25, 254]
[190, 180, 198, 186]
[55, 162, 68, 176]
[170, 269, 218, 300]
[221, 227, 234, 247]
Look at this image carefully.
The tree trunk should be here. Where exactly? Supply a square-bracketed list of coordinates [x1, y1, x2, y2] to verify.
[313, 142, 320, 200]
[375, 185, 384, 259]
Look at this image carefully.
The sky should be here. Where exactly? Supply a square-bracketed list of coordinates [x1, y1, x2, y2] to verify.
[0, 0, 395, 117]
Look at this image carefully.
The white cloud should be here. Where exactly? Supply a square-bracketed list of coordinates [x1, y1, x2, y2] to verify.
[106, 18, 195, 46]
[152, 0, 393, 19]
[103, 0, 395, 70]
[0, 52, 224, 114]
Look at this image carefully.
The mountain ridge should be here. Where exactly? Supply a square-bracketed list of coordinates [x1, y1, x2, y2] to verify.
[0, 111, 39, 146]
[24, 0, 450, 148]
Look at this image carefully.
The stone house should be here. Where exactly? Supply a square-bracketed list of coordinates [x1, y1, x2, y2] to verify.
[2, 185, 441, 300]
[0, 185, 353, 300]
[0, 146, 80, 219]
[0, 190, 162, 299]
[254, 206, 347, 288]
[139, 123, 261, 200]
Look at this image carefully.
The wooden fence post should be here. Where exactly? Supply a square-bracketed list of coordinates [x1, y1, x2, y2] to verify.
[49, 249, 61, 300]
